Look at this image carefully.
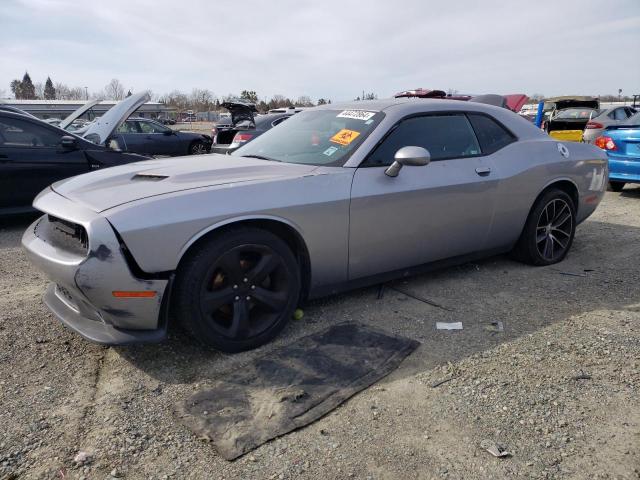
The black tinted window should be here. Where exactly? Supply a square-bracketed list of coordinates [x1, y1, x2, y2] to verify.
[467, 113, 515, 154]
[0, 116, 61, 147]
[364, 114, 481, 167]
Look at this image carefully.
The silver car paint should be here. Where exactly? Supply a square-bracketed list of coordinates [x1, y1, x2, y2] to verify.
[83, 92, 150, 145]
[59, 99, 101, 130]
[22, 99, 608, 341]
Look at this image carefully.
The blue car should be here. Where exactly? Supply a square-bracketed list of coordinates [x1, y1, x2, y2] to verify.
[114, 117, 213, 156]
[595, 111, 640, 191]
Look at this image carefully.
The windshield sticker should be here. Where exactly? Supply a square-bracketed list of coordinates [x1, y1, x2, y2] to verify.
[336, 110, 376, 121]
[323, 146, 339, 156]
[330, 129, 361, 146]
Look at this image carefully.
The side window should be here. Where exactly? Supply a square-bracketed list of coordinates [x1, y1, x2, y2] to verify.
[364, 114, 481, 167]
[139, 121, 169, 134]
[467, 113, 516, 155]
[613, 109, 628, 121]
[117, 121, 139, 134]
[0, 117, 61, 147]
[626, 107, 637, 117]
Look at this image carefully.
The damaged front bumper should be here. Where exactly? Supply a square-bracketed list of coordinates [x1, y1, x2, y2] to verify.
[22, 188, 169, 345]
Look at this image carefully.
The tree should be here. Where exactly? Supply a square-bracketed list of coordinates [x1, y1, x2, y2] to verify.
[240, 90, 258, 103]
[10, 72, 36, 99]
[104, 78, 125, 100]
[294, 95, 313, 107]
[34, 82, 44, 99]
[317, 98, 327, 105]
[44, 77, 56, 100]
[126, 90, 132, 97]
[20, 72, 36, 99]
[10, 79, 22, 99]
[54, 82, 71, 99]
[190, 88, 215, 111]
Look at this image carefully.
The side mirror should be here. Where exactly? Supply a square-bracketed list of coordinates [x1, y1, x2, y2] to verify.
[60, 135, 78, 150]
[384, 146, 431, 177]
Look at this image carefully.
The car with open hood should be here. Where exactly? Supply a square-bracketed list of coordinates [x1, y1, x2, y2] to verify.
[23, 99, 607, 352]
[0, 109, 148, 215]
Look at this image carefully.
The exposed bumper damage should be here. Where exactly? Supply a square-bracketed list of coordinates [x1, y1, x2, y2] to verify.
[21, 188, 169, 345]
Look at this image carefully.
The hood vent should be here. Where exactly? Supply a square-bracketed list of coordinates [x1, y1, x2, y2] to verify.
[131, 173, 169, 182]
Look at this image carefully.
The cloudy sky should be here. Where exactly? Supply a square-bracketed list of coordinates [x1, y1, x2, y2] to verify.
[1, 0, 639, 102]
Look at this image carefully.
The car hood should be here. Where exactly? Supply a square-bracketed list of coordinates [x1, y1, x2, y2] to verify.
[59, 99, 100, 130]
[83, 92, 150, 145]
[51, 154, 318, 212]
[221, 101, 257, 125]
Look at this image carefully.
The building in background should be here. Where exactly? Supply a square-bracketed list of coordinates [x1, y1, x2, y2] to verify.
[0, 99, 175, 121]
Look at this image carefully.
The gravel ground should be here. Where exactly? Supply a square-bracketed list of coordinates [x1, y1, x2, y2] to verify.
[1, 187, 639, 480]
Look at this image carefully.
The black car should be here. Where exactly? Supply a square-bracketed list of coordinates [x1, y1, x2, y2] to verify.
[211, 101, 258, 146]
[113, 117, 212, 156]
[211, 112, 293, 154]
[0, 110, 148, 215]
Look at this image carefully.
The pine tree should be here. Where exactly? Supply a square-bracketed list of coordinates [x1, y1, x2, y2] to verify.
[21, 72, 36, 99]
[44, 77, 56, 100]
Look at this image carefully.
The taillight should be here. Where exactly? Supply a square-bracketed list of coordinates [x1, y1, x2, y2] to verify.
[586, 121, 604, 129]
[233, 133, 253, 143]
[211, 127, 217, 135]
[594, 136, 617, 151]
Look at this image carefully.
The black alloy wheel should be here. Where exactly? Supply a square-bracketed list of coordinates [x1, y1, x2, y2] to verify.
[173, 228, 300, 352]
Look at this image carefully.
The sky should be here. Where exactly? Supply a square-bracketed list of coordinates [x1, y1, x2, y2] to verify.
[1, 0, 639, 102]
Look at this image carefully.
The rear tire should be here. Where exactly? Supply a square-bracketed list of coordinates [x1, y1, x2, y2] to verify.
[608, 181, 625, 192]
[512, 188, 576, 266]
[171, 228, 300, 352]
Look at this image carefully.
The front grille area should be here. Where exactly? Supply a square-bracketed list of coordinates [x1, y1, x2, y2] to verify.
[33, 215, 89, 256]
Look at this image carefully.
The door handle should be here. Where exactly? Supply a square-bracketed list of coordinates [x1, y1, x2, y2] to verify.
[475, 167, 491, 176]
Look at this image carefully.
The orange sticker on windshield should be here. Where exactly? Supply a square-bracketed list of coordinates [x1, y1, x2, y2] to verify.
[330, 129, 360, 146]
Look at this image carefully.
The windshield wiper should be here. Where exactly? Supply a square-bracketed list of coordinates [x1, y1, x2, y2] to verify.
[240, 154, 281, 162]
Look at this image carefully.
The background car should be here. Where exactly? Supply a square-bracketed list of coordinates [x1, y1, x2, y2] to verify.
[0, 110, 148, 214]
[23, 99, 607, 353]
[583, 106, 637, 143]
[594, 111, 640, 191]
[113, 117, 212, 156]
[211, 112, 293, 154]
[211, 101, 257, 146]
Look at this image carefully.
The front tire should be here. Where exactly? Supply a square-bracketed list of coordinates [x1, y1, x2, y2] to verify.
[512, 189, 576, 266]
[189, 141, 207, 155]
[608, 181, 625, 192]
[172, 228, 300, 352]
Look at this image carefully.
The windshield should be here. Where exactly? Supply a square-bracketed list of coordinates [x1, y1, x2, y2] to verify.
[232, 109, 385, 166]
[554, 108, 596, 119]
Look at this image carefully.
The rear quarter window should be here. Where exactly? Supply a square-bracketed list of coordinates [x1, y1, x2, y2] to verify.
[467, 113, 516, 155]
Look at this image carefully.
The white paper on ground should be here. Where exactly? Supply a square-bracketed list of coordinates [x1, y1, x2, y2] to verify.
[436, 322, 463, 330]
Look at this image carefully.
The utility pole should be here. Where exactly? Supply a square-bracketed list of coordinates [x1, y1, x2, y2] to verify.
[84, 86, 88, 100]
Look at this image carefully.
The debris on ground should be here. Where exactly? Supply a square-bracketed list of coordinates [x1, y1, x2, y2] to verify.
[480, 440, 511, 458]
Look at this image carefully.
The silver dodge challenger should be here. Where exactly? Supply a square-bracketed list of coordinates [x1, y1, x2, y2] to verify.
[22, 98, 608, 352]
